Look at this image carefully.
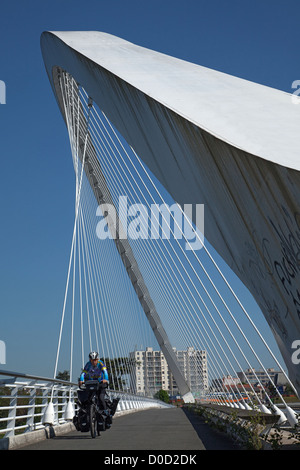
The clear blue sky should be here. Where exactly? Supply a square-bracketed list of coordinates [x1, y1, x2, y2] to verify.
[0, 0, 299, 378]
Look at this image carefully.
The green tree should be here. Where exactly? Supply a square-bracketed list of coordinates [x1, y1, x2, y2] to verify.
[154, 389, 170, 403]
[56, 370, 70, 381]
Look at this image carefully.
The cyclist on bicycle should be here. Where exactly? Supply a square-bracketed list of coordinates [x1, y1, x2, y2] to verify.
[79, 351, 109, 412]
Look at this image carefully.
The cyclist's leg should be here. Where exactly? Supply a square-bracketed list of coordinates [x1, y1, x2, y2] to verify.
[97, 382, 108, 410]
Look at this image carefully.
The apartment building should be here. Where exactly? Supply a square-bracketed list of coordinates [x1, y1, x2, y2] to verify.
[237, 368, 286, 387]
[129, 346, 208, 398]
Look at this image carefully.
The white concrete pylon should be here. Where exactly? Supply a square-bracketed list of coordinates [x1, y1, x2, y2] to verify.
[64, 400, 75, 420]
[243, 403, 252, 411]
[182, 392, 195, 404]
[259, 404, 272, 414]
[43, 402, 54, 425]
[272, 405, 287, 425]
[285, 406, 299, 427]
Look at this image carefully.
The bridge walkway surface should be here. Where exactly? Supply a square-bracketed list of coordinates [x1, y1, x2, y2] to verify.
[17, 407, 240, 452]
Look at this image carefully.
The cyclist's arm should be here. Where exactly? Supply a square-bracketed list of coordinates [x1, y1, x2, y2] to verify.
[79, 372, 85, 382]
[98, 361, 109, 383]
[79, 364, 89, 384]
[102, 367, 109, 382]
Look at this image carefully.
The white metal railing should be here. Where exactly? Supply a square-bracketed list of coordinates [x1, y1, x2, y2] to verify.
[0, 370, 78, 438]
[0, 370, 172, 439]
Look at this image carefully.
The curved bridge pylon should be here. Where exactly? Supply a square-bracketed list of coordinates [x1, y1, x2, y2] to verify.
[41, 31, 300, 399]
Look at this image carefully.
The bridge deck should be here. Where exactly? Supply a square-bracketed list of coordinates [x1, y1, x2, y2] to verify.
[18, 407, 240, 451]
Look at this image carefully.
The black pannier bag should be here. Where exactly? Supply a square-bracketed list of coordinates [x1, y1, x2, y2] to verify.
[73, 408, 89, 432]
[106, 397, 120, 416]
[96, 397, 120, 432]
[97, 413, 105, 433]
[77, 388, 90, 405]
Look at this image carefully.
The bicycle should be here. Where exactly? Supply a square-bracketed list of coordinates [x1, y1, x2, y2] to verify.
[74, 380, 120, 438]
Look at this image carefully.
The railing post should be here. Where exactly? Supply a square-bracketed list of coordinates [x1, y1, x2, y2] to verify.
[61, 389, 67, 420]
[41, 386, 49, 421]
[53, 389, 59, 425]
[25, 382, 36, 432]
[5, 385, 18, 438]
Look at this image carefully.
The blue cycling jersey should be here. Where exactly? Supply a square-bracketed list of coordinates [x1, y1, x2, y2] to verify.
[80, 360, 109, 383]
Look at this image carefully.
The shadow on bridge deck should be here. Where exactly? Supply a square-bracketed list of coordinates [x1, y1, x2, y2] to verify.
[18, 407, 240, 451]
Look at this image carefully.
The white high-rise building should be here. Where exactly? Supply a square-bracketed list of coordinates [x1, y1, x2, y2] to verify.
[129, 346, 208, 398]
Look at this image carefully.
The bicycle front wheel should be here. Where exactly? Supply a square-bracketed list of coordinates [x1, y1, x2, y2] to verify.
[89, 404, 97, 438]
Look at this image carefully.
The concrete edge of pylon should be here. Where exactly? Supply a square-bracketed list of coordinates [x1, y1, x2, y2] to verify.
[0, 422, 76, 450]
